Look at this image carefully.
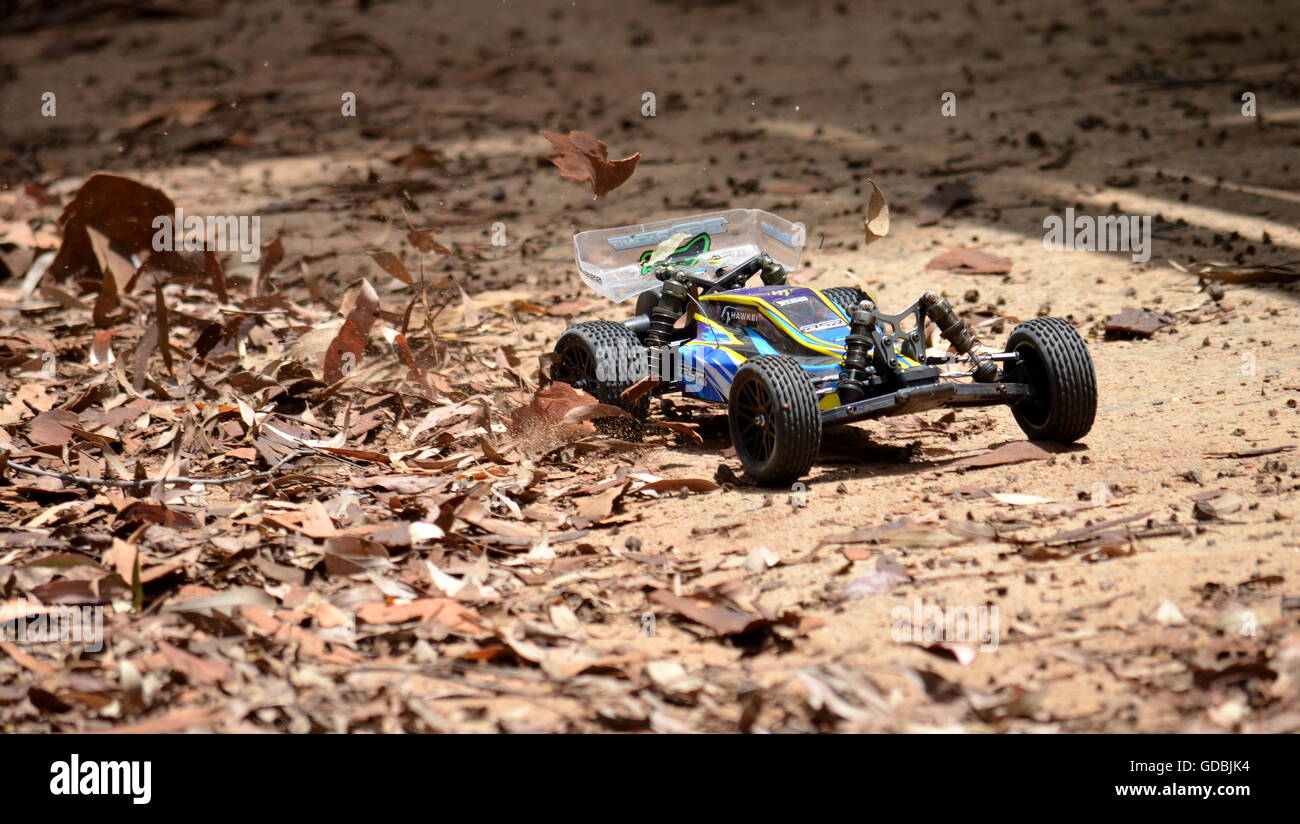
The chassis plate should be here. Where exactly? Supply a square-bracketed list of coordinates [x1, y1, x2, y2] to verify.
[821, 381, 1036, 424]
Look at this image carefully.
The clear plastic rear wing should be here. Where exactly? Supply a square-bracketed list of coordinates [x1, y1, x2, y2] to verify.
[573, 209, 805, 303]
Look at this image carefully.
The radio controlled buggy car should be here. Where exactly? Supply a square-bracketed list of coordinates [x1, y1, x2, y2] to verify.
[551, 209, 1097, 485]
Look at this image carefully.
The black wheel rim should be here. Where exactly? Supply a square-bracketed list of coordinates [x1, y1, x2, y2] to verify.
[1012, 341, 1050, 428]
[735, 377, 776, 464]
[556, 343, 596, 392]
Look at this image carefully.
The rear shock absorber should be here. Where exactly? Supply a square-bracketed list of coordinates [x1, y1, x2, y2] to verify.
[758, 255, 787, 286]
[644, 274, 689, 381]
[921, 291, 997, 382]
[645, 274, 688, 348]
[837, 299, 878, 404]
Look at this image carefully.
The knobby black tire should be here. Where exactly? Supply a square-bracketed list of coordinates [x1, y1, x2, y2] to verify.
[1005, 317, 1097, 443]
[552, 321, 650, 437]
[727, 355, 821, 485]
[820, 286, 871, 318]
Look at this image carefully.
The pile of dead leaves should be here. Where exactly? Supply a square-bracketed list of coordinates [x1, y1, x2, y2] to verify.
[0, 171, 830, 733]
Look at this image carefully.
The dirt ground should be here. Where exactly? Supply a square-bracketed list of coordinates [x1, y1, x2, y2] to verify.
[1, 0, 1298, 733]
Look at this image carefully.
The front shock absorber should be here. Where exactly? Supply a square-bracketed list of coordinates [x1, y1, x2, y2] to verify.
[921, 291, 997, 382]
[837, 300, 878, 404]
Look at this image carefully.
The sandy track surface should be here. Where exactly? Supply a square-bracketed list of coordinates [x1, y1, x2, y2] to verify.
[1, 0, 1297, 732]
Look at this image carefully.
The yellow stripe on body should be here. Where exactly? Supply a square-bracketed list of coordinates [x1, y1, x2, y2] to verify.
[692, 313, 745, 346]
[695, 298, 921, 369]
[680, 341, 748, 365]
[812, 288, 851, 323]
[698, 294, 847, 358]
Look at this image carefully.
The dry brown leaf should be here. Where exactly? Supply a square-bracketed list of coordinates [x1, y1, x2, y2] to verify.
[323, 279, 380, 383]
[925, 247, 1012, 274]
[369, 251, 413, 285]
[256, 234, 284, 294]
[88, 706, 227, 735]
[509, 382, 602, 441]
[1105, 307, 1176, 338]
[571, 481, 629, 525]
[27, 408, 79, 446]
[863, 178, 890, 244]
[407, 228, 449, 255]
[157, 640, 232, 685]
[947, 440, 1070, 470]
[649, 589, 759, 635]
[354, 598, 486, 634]
[49, 173, 184, 284]
[620, 375, 657, 404]
[560, 402, 633, 425]
[120, 98, 218, 131]
[540, 130, 641, 198]
[653, 420, 703, 442]
[825, 517, 968, 548]
[1170, 259, 1300, 284]
[636, 478, 719, 494]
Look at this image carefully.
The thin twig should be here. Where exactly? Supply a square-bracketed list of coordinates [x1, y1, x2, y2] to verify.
[2, 449, 314, 492]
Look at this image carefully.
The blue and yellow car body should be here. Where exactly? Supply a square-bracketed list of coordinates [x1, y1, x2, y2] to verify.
[565, 210, 1064, 448]
[673, 284, 927, 409]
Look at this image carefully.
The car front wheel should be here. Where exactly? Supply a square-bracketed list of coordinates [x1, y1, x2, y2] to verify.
[728, 355, 821, 485]
[1004, 317, 1097, 443]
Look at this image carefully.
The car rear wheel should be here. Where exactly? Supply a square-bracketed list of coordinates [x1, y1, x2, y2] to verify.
[728, 355, 821, 485]
[1004, 317, 1097, 443]
[552, 321, 650, 436]
[821, 286, 871, 318]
